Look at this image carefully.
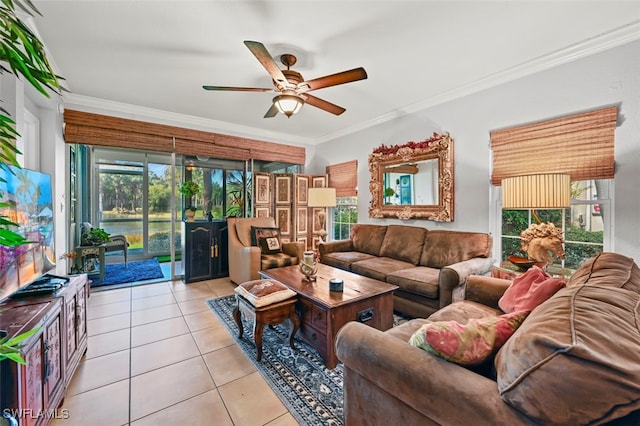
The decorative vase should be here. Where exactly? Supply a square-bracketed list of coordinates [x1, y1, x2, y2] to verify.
[185, 209, 196, 222]
[299, 251, 318, 281]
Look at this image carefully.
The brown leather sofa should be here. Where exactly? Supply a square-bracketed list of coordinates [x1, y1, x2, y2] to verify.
[336, 252, 640, 425]
[318, 224, 493, 317]
[227, 217, 304, 284]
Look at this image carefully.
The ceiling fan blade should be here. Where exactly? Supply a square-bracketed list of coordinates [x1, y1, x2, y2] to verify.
[302, 94, 346, 115]
[264, 103, 279, 118]
[244, 40, 289, 89]
[202, 85, 273, 92]
[298, 67, 367, 93]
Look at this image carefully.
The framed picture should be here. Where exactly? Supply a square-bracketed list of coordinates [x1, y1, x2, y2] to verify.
[255, 174, 270, 204]
[297, 207, 308, 233]
[280, 237, 291, 243]
[297, 236, 308, 250]
[296, 175, 309, 205]
[255, 206, 270, 218]
[312, 236, 321, 251]
[312, 208, 325, 233]
[312, 176, 326, 188]
[276, 176, 291, 204]
[276, 206, 291, 234]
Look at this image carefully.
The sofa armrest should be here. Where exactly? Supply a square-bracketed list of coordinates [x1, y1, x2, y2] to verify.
[439, 257, 494, 308]
[465, 275, 512, 310]
[282, 240, 304, 261]
[318, 239, 353, 257]
[335, 322, 530, 425]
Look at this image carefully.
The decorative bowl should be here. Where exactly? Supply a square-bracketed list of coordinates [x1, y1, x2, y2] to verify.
[507, 255, 537, 271]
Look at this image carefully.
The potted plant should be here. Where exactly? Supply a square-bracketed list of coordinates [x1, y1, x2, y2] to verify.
[81, 227, 111, 246]
[180, 181, 200, 221]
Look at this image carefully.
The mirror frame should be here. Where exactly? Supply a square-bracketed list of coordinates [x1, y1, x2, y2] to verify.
[368, 132, 454, 221]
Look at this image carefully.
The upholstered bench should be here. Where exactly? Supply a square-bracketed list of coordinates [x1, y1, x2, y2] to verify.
[232, 279, 300, 361]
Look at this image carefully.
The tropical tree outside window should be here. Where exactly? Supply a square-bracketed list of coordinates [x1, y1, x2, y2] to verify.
[501, 179, 608, 269]
[333, 196, 357, 240]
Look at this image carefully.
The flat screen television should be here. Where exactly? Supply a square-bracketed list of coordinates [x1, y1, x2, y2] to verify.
[0, 165, 56, 301]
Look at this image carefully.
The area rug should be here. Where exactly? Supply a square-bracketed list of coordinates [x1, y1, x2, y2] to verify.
[207, 295, 344, 426]
[89, 258, 165, 288]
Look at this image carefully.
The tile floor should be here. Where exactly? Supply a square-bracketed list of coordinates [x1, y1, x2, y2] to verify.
[52, 278, 300, 426]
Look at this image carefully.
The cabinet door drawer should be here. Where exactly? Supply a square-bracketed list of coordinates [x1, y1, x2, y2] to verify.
[297, 298, 327, 333]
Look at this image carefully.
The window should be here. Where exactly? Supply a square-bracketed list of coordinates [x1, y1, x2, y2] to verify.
[501, 179, 610, 269]
[333, 196, 357, 240]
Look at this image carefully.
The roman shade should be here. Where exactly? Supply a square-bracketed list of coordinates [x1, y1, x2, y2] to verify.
[490, 106, 617, 186]
[63, 109, 306, 164]
[326, 160, 357, 197]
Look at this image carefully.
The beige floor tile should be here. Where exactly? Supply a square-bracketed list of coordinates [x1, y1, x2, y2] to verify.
[191, 325, 236, 354]
[207, 279, 236, 297]
[266, 413, 301, 426]
[130, 303, 182, 326]
[130, 357, 215, 421]
[51, 379, 130, 426]
[177, 297, 211, 315]
[183, 309, 222, 332]
[130, 316, 189, 347]
[171, 286, 216, 303]
[87, 312, 130, 336]
[86, 300, 131, 320]
[66, 350, 130, 396]
[130, 389, 233, 426]
[218, 371, 288, 426]
[130, 282, 171, 299]
[88, 287, 131, 307]
[169, 280, 212, 292]
[131, 333, 200, 376]
[85, 328, 130, 359]
[202, 345, 256, 386]
[130, 293, 177, 311]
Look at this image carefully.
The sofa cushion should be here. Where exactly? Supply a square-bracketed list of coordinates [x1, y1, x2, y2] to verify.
[409, 311, 527, 366]
[234, 217, 276, 247]
[351, 257, 415, 282]
[258, 235, 282, 254]
[495, 284, 640, 425]
[250, 226, 281, 246]
[379, 225, 427, 265]
[321, 251, 376, 271]
[498, 266, 565, 313]
[351, 224, 388, 256]
[234, 279, 296, 307]
[420, 230, 491, 269]
[387, 266, 440, 299]
[566, 251, 640, 293]
[427, 300, 503, 323]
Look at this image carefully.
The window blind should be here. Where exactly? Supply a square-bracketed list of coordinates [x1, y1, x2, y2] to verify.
[326, 160, 357, 197]
[490, 106, 617, 185]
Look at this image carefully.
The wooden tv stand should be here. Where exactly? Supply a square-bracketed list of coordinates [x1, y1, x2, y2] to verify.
[0, 274, 89, 426]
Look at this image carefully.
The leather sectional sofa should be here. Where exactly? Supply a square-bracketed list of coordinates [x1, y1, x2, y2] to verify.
[336, 252, 640, 425]
[318, 224, 493, 318]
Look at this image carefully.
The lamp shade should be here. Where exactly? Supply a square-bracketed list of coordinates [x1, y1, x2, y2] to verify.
[307, 187, 337, 207]
[502, 173, 571, 209]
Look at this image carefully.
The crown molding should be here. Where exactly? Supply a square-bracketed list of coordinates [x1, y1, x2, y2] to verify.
[62, 93, 314, 147]
[315, 20, 640, 145]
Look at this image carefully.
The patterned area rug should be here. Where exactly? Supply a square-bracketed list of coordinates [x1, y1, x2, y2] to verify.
[207, 295, 344, 426]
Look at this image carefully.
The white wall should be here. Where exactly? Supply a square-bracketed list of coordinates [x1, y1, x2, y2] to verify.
[310, 39, 640, 261]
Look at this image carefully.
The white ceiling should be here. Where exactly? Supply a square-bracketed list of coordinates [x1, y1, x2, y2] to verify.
[31, 1, 640, 146]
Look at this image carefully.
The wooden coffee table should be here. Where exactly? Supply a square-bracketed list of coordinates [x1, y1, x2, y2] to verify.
[260, 263, 398, 369]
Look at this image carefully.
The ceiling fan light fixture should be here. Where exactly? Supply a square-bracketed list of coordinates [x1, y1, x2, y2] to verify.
[273, 94, 303, 117]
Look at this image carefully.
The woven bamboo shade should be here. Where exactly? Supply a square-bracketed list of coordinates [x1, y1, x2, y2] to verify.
[63, 109, 306, 164]
[503, 174, 571, 209]
[491, 106, 617, 186]
[326, 160, 357, 197]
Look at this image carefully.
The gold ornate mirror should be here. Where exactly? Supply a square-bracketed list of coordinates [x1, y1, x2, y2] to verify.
[368, 132, 454, 221]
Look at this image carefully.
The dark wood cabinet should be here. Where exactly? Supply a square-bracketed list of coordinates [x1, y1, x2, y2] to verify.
[0, 274, 88, 426]
[182, 220, 228, 283]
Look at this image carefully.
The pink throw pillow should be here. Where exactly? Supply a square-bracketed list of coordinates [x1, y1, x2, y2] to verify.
[409, 311, 528, 365]
[498, 266, 566, 314]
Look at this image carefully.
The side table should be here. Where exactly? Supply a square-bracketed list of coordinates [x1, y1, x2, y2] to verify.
[75, 245, 106, 281]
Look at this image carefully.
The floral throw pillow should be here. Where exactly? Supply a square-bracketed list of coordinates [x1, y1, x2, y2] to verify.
[409, 311, 528, 365]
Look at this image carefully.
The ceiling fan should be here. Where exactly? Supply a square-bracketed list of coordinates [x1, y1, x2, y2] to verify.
[203, 40, 368, 118]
